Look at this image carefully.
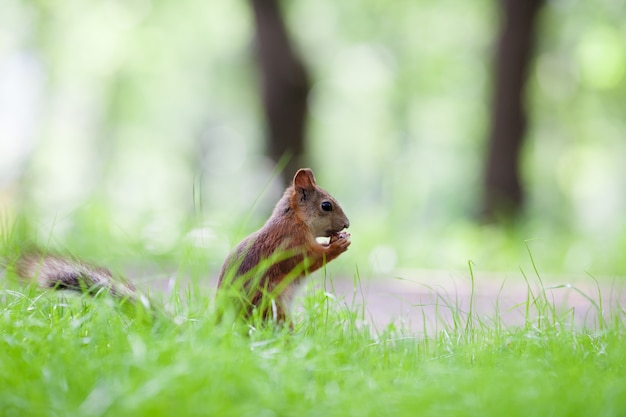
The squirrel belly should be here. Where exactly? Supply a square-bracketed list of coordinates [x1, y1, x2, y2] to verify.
[217, 168, 351, 322]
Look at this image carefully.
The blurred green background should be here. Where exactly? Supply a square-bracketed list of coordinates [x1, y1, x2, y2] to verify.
[1, 0, 625, 278]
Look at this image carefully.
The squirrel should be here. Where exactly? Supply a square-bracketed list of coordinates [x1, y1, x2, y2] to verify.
[11, 168, 351, 323]
[217, 168, 351, 322]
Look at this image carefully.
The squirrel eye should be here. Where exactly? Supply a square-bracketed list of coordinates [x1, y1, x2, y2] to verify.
[321, 201, 333, 212]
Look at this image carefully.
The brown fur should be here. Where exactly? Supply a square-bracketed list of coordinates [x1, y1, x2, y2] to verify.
[217, 168, 351, 322]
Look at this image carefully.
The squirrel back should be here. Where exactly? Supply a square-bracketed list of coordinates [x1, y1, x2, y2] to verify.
[217, 168, 351, 322]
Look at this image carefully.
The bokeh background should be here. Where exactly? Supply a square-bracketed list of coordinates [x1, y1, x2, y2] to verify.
[1, 0, 625, 279]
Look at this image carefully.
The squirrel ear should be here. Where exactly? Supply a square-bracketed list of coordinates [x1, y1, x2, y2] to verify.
[293, 168, 316, 189]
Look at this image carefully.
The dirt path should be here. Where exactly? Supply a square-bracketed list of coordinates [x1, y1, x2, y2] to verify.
[323, 269, 625, 334]
[139, 268, 626, 334]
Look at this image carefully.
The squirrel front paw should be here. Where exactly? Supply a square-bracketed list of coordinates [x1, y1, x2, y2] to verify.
[328, 231, 351, 254]
[329, 231, 349, 243]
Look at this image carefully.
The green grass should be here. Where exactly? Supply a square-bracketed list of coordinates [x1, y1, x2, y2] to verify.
[1, 217, 626, 416]
[1, 254, 626, 417]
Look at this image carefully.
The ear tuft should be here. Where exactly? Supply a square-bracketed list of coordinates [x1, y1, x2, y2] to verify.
[293, 168, 316, 189]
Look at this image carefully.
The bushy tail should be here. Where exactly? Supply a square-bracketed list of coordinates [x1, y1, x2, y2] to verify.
[16, 252, 137, 301]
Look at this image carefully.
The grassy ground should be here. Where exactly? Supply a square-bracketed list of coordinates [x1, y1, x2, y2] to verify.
[1, 216, 625, 416]
[1, 248, 626, 417]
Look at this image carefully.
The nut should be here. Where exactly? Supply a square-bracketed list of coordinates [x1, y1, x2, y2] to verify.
[330, 231, 349, 243]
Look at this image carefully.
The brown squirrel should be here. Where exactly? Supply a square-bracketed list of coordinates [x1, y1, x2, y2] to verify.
[12, 168, 351, 323]
[217, 168, 350, 322]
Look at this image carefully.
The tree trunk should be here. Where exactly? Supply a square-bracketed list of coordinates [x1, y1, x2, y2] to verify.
[483, 0, 544, 221]
[249, 0, 311, 184]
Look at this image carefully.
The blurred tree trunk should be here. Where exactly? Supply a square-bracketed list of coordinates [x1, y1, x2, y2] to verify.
[249, 0, 311, 184]
[483, 0, 544, 221]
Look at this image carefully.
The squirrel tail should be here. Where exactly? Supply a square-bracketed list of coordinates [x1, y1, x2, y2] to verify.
[15, 252, 138, 302]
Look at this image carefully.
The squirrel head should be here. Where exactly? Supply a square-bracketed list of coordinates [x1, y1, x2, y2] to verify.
[290, 168, 350, 238]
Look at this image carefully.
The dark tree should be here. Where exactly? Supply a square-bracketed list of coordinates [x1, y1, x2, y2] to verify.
[249, 0, 311, 184]
[483, 0, 545, 221]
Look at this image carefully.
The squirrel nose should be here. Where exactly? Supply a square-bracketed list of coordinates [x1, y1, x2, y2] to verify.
[343, 220, 350, 229]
